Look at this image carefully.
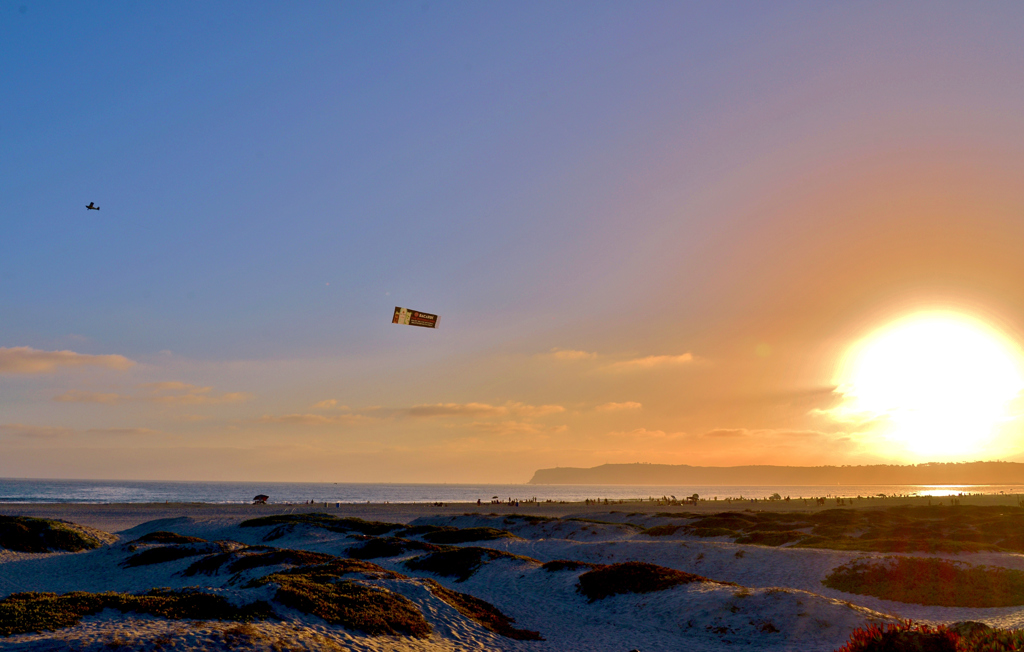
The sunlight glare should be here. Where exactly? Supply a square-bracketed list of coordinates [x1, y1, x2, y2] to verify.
[836, 311, 1024, 457]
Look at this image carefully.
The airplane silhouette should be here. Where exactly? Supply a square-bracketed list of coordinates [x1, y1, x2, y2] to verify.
[86, 202, 100, 210]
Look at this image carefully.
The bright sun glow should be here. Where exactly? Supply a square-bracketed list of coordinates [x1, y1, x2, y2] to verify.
[836, 311, 1024, 458]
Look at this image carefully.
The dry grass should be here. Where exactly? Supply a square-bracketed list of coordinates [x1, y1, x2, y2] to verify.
[423, 579, 542, 640]
[0, 515, 106, 553]
[576, 562, 728, 602]
[824, 556, 1024, 607]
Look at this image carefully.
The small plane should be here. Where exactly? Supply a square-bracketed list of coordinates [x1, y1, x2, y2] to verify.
[86, 202, 100, 210]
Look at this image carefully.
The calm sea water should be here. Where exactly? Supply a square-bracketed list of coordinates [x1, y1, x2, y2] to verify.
[2, 478, 1023, 504]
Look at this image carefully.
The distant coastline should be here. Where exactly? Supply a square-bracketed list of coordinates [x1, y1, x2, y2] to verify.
[527, 461, 1024, 485]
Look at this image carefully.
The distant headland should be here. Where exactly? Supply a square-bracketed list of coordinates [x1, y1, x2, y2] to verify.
[527, 461, 1024, 485]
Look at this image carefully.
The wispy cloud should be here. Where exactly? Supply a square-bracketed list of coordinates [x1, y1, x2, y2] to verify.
[0, 423, 74, 438]
[84, 427, 161, 436]
[403, 402, 565, 418]
[703, 427, 826, 439]
[604, 353, 694, 372]
[467, 421, 568, 436]
[312, 399, 349, 410]
[1, 424, 161, 438]
[53, 383, 250, 406]
[596, 401, 643, 412]
[547, 348, 598, 361]
[405, 402, 508, 418]
[608, 427, 684, 440]
[53, 390, 126, 405]
[0, 347, 134, 374]
[255, 413, 370, 426]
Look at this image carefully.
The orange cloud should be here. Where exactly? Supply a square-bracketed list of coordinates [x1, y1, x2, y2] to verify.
[53, 383, 250, 406]
[255, 413, 370, 426]
[596, 401, 643, 412]
[703, 427, 826, 439]
[467, 421, 568, 436]
[312, 399, 349, 410]
[0, 347, 134, 374]
[548, 348, 598, 361]
[84, 428, 161, 436]
[405, 402, 507, 418]
[53, 390, 127, 405]
[604, 353, 694, 372]
[404, 401, 565, 418]
[0, 423, 74, 438]
[608, 427, 684, 440]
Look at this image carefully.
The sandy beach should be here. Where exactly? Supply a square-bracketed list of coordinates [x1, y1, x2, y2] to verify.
[4, 491, 1015, 531]
[3, 498, 1024, 650]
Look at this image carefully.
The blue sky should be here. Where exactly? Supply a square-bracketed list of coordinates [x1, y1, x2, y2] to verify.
[4, 2, 1024, 481]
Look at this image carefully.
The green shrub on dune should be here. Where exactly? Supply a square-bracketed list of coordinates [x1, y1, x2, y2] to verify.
[0, 515, 106, 553]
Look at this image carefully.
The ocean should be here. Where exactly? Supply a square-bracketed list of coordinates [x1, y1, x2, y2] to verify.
[2, 477, 1023, 504]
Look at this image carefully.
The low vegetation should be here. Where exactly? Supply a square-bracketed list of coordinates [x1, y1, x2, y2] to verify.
[418, 526, 517, 544]
[183, 546, 336, 576]
[130, 531, 206, 544]
[0, 515, 106, 553]
[644, 524, 685, 537]
[541, 559, 602, 573]
[834, 621, 1022, 652]
[824, 556, 1024, 607]
[346, 536, 440, 560]
[499, 514, 555, 524]
[576, 562, 728, 602]
[227, 548, 335, 574]
[641, 506, 1024, 554]
[239, 513, 403, 537]
[404, 546, 537, 582]
[249, 562, 428, 637]
[423, 579, 542, 640]
[123, 541, 233, 568]
[0, 589, 273, 636]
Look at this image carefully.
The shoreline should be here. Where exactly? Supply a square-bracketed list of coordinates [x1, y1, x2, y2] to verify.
[2, 492, 1020, 532]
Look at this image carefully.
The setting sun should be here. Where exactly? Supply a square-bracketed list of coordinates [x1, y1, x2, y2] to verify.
[836, 312, 1024, 457]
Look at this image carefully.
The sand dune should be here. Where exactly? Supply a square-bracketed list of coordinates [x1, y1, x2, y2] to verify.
[3, 503, 1021, 650]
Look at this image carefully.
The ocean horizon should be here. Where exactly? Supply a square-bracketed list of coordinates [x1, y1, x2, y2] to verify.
[3, 477, 1023, 505]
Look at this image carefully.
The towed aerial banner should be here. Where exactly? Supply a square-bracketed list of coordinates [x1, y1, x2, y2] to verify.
[392, 306, 439, 328]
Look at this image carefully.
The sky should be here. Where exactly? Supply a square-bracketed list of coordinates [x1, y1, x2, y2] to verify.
[4, 2, 1024, 483]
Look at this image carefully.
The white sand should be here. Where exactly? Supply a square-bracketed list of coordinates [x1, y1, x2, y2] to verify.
[1, 501, 1020, 651]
